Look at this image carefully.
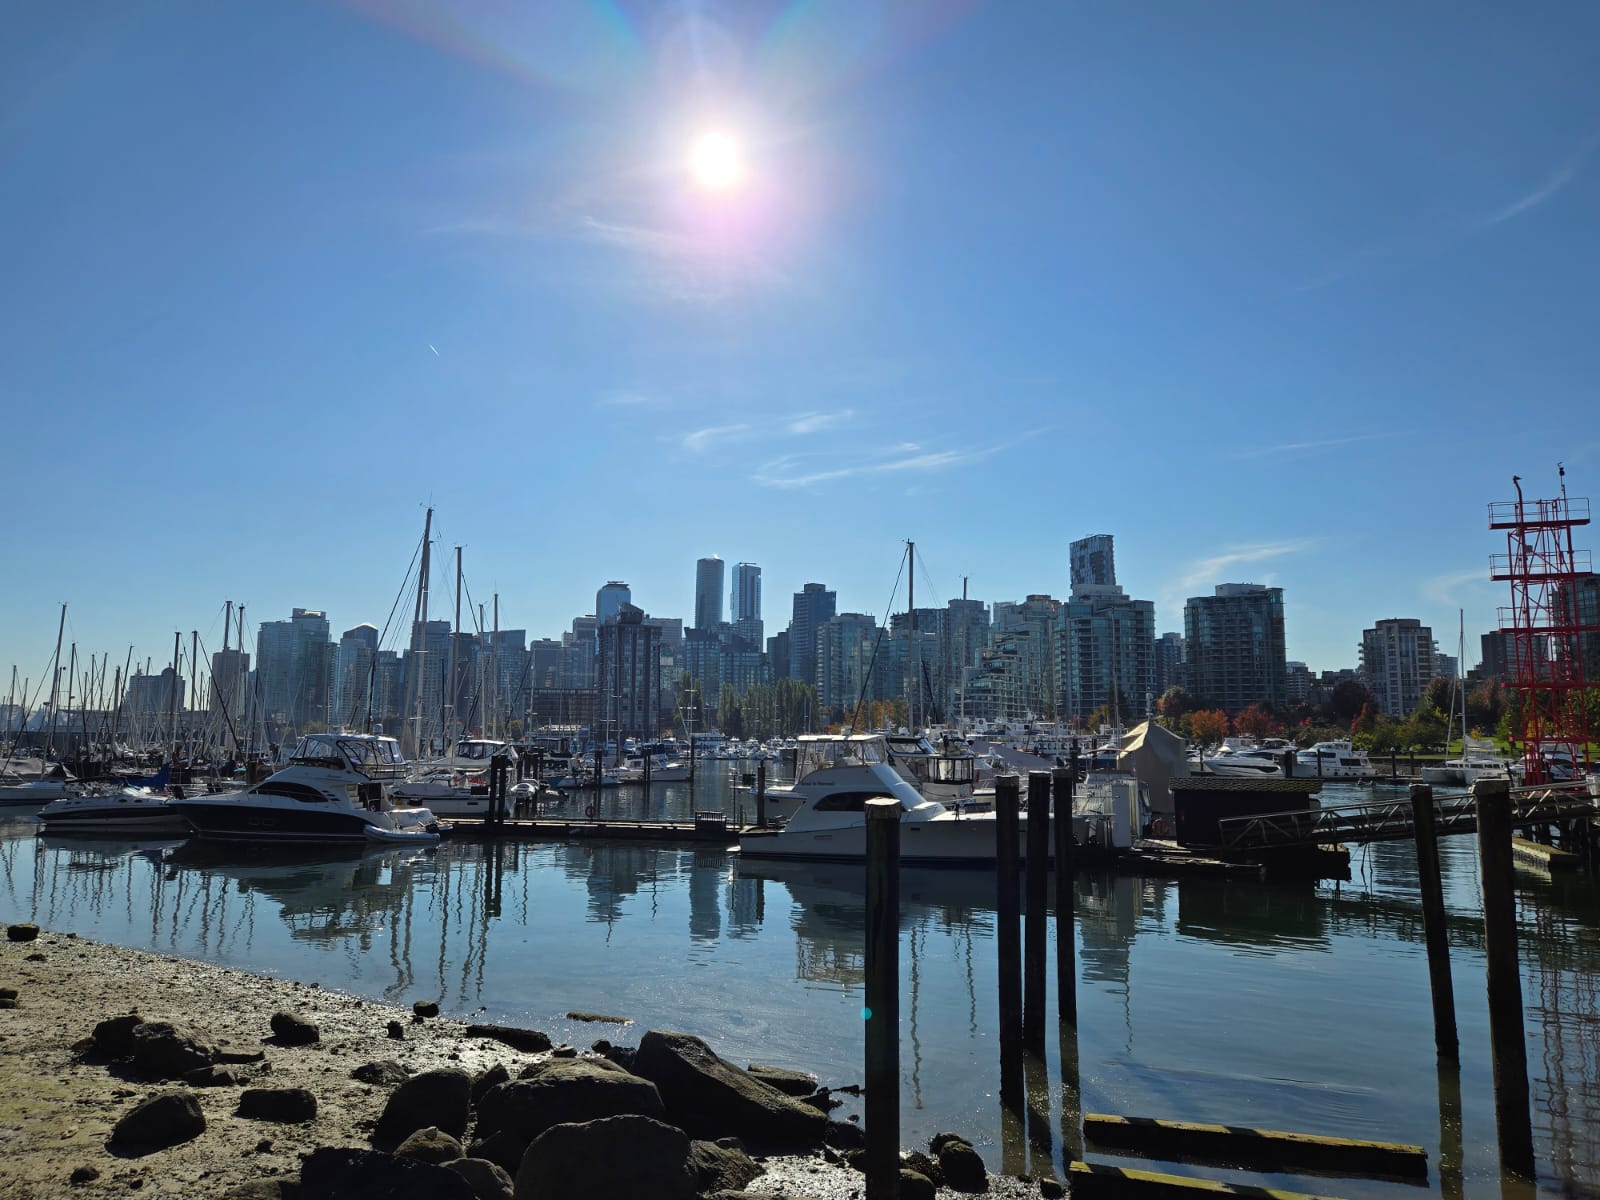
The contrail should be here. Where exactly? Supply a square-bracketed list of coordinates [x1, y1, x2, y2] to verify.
[428, 344, 439, 356]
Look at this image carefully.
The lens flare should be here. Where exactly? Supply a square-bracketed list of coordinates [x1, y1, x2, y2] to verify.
[690, 131, 744, 190]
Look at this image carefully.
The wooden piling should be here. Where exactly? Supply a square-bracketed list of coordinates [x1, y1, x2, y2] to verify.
[995, 774, 1023, 1109]
[1083, 1113, 1429, 1181]
[1052, 765, 1077, 1025]
[757, 757, 767, 829]
[864, 797, 902, 1200]
[1473, 776, 1535, 1180]
[1024, 770, 1051, 1052]
[1409, 783, 1457, 1061]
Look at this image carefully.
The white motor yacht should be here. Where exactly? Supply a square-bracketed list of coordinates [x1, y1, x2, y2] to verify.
[1295, 740, 1376, 782]
[1191, 738, 1289, 779]
[170, 733, 446, 845]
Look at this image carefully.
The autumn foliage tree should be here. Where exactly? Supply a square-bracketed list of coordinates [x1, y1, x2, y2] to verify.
[1189, 708, 1230, 746]
[1235, 703, 1281, 740]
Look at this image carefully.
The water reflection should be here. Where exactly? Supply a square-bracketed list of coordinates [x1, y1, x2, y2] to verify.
[2, 824, 1599, 1196]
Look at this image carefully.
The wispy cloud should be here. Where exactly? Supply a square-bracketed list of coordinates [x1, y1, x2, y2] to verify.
[1176, 540, 1317, 594]
[1422, 566, 1493, 608]
[786, 410, 854, 435]
[1292, 131, 1600, 293]
[681, 423, 754, 453]
[1230, 432, 1402, 460]
[753, 432, 1043, 489]
[1475, 132, 1600, 229]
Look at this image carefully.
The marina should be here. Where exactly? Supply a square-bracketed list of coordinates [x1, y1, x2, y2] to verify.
[2, 760, 1598, 1197]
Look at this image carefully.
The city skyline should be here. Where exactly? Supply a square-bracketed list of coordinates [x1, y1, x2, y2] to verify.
[3, 5, 1597, 683]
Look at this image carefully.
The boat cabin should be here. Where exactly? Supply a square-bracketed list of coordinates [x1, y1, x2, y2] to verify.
[288, 734, 409, 781]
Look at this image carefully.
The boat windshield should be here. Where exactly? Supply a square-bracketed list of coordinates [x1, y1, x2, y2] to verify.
[336, 737, 408, 779]
[796, 737, 887, 780]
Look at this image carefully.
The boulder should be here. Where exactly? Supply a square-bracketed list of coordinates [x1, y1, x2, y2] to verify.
[464, 1024, 551, 1054]
[632, 1030, 827, 1147]
[937, 1137, 988, 1192]
[470, 1059, 664, 1174]
[514, 1115, 695, 1200]
[352, 1060, 410, 1087]
[88, 1014, 145, 1059]
[126, 1020, 220, 1078]
[826, 1119, 866, 1150]
[745, 1064, 817, 1096]
[444, 1157, 514, 1200]
[470, 1063, 509, 1108]
[220, 1177, 301, 1199]
[396, 1125, 465, 1165]
[688, 1139, 763, 1193]
[476, 1059, 663, 1140]
[374, 1067, 472, 1146]
[413, 1000, 440, 1018]
[387, 1020, 405, 1040]
[269, 1012, 320, 1046]
[6, 922, 39, 941]
[109, 1090, 205, 1150]
[900, 1168, 937, 1200]
[238, 1088, 318, 1123]
[301, 1148, 475, 1200]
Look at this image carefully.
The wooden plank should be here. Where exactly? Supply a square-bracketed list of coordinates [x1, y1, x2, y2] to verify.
[1068, 1160, 1348, 1199]
[1511, 836, 1580, 871]
[1084, 1114, 1428, 1182]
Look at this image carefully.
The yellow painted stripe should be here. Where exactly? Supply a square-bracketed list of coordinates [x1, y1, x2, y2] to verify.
[1068, 1160, 1348, 1199]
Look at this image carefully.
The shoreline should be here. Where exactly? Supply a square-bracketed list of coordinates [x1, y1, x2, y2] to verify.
[0, 924, 1052, 1198]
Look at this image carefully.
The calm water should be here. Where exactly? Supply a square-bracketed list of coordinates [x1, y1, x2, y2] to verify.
[1, 772, 1596, 1198]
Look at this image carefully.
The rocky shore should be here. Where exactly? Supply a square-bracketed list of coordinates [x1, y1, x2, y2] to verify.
[0, 922, 1061, 1199]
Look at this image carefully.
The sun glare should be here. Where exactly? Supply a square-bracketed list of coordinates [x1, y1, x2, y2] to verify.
[690, 131, 743, 190]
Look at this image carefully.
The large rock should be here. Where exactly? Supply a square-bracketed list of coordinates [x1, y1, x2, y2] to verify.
[127, 1020, 221, 1078]
[301, 1148, 475, 1200]
[632, 1030, 828, 1147]
[238, 1088, 318, 1123]
[688, 1139, 763, 1193]
[470, 1060, 663, 1174]
[109, 1090, 205, 1150]
[352, 1060, 409, 1087]
[937, 1136, 989, 1191]
[395, 1125, 465, 1165]
[269, 1011, 320, 1046]
[463, 1024, 551, 1053]
[375, 1068, 472, 1147]
[444, 1157, 513, 1200]
[514, 1115, 695, 1200]
[88, 1013, 145, 1058]
[745, 1064, 817, 1096]
[221, 1178, 300, 1199]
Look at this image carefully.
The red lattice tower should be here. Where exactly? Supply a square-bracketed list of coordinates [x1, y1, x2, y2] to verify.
[1488, 468, 1595, 783]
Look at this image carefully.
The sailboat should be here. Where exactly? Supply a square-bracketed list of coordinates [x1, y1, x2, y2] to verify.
[1421, 611, 1511, 787]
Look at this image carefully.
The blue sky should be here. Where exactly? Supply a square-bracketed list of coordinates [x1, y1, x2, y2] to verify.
[3, 1, 1599, 691]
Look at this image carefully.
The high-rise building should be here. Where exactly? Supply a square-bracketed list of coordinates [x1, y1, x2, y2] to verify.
[1360, 618, 1437, 718]
[560, 616, 599, 690]
[1183, 585, 1287, 713]
[256, 608, 334, 730]
[1070, 534, 1116, 593]
[597, 604, 661, 740]
[208, 647, 250, 724]
[788, 583, 837, 685]
[992, 596, 1061, 717]
[596, 582, 632, 626]
[1154, 631, 1185, 693]
[334, 624, 380, 730]
[1061, 585, 1155, 724]
[942, 597, 990, 723]
[732, 563, 761, 622]
[817, 613, 882, 715]
[694, 556, 725, 630]
[401, 618, 451, 749]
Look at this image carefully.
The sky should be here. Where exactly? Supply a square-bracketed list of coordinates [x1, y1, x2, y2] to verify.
[3, 1, 1599, 696]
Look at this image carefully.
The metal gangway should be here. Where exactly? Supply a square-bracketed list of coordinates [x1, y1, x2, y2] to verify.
[1217, 781, 1597, 851]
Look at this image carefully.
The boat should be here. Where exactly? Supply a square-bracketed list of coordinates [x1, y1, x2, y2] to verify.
[1191, 738, 1289, 779]
[1295, 740, 1376, 782]
[0, 759, 80, 805]
[615, 751, 692, 783]
[882, 733, 989, 811]
[169, 732, 447, 845]
[37, 785, 190, 836]
[1421, 739, 1512, 787]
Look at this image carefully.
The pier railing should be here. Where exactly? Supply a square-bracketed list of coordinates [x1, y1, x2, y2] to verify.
[1216, 782, 1596, 850]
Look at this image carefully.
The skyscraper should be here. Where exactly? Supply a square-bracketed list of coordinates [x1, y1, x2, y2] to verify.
[256, 608, 333, 730]
[334, 623, 379, 730]
[733, 563, 761, 621]
[598, 604, 661, 740]
[1070, 534, 1116, 593]
[788, 582, 837, 685]
[596, 582, 631, 626]
[694, 556, 725, 631]
[1183, 584, 1287, 713]
[1360, 619, 1437, 717]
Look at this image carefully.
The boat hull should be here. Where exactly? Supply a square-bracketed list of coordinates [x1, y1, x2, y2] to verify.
[738, 816, 1047, 867]
[40, 798, 190, 836]
[170, 798, 439, 845]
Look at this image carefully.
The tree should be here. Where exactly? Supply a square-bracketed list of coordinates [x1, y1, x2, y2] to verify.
[1422, 676, 1455, 719]
[1330, 679, 1374, 725]
[1157, 686, 1192, 727]
[1189, 709, 1230, 746]
[1235, 703, 1281, 740]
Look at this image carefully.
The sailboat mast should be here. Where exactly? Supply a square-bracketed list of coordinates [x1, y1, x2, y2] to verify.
[445, 545, 462, 749]
[406, 509, 433, 760]
[492, 594, 500, 741]
[168, 632, 182, 767]
[45, 603, 66, 758]
[907, 540, 916, 735]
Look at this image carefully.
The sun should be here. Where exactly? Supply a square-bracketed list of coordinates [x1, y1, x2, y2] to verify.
[690, 131, 744, 190]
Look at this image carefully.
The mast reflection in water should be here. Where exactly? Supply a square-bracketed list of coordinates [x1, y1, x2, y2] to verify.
[3, 812, 1599, 1197]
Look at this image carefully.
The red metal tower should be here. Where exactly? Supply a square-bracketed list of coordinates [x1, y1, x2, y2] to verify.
[1488, 468, 1596, 783]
